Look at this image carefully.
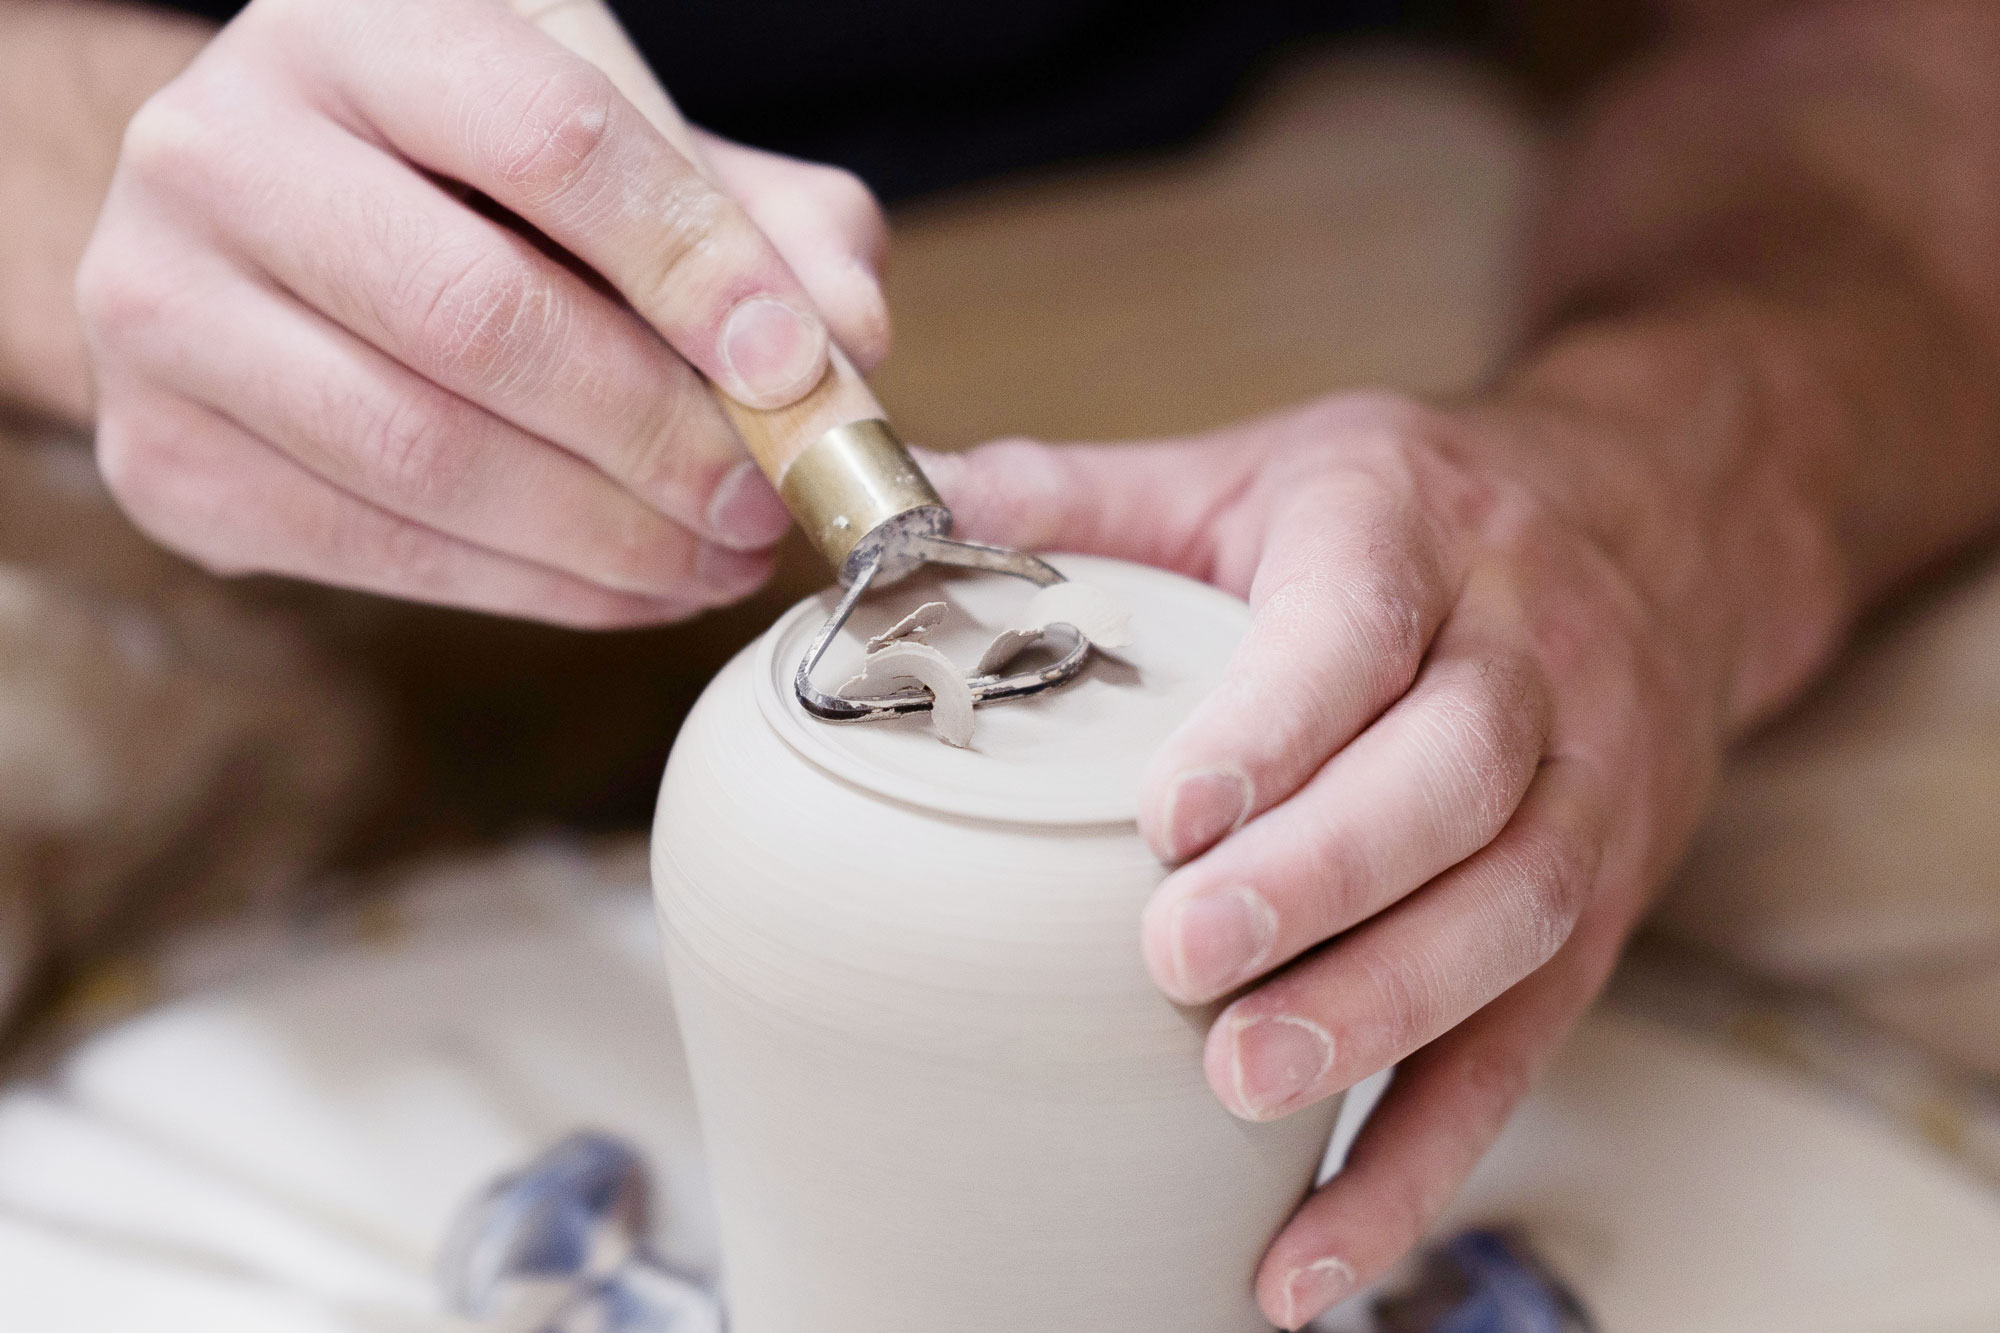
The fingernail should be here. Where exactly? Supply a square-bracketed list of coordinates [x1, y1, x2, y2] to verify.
[1167, 886, 1277, 1001]
[1230, 1014, 1334, 1120]
[1279, 1256, 1357, 1329]
[1160, 766, 1253, 863]
[706, 459, 792, 549]
[695, 541, 769, 598]
[719, 297, 826, 407]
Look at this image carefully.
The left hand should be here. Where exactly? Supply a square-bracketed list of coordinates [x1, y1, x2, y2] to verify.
[926, 391, 1730, 1328]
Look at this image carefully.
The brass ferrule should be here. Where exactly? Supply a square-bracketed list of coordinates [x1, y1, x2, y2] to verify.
[778, 419, 950, 585]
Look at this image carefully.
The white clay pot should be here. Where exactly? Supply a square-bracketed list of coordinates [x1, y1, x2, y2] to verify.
[651, 554, 1340, 1332]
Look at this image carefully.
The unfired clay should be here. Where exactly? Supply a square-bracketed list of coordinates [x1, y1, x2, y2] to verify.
[837, 640, 976, 748]
[975, 625, 1046, 675]
[652, 555, 1340, 1332]
[844, 583, 1137, 750]
[864, 600, 948, 652]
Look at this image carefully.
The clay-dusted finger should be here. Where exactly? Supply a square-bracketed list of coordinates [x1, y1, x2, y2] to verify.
[1200, 757, 1606, 1123]
[1251, 916, 1624, 1329]
[1143, 612, 1552, 1004]
[292, 0, 828, 409]
[96, 389, 698, 628]
[107, 254, 767, 606]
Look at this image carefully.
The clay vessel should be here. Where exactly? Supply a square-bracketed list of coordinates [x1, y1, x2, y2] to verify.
[651, 554, 1339, 1332]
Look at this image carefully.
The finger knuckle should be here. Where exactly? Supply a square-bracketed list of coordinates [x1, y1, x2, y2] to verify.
[1354, 940, 1448, 1055]
[1470, 652, 1548, 736]
[356, 391, 471, 506]
[1504, 810, 1597, 961]
[600, 509, 694, 590]
[632, 173, 742, 310]
[1435, 658, 1548, 830]
[1284, 394, 1448, 484]
[487, 64, 619, 205]
[1426, 709, 1523, 843]
[74, 252, 176, 351]
[96, 416, 249, 577]
[1297, 832, 1374, 934]
[616, 383, 715, 502]
[406, 248, 565, 394]
[350, 505, 450, 589]
[1340, 563, 1432, 681]
[118, 89, 218, 195]
[1280, 484, 1441, 673]
[1457, 1043, 1539, 1129]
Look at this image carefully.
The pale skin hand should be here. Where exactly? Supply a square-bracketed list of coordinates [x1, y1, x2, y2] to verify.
[75, 0, 892, 625]
[934, 1, 2000, 1324]
[932, 391, 1726, 1325]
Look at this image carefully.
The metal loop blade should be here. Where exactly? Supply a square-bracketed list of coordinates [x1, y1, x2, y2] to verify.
[794, 539, 1092, 723]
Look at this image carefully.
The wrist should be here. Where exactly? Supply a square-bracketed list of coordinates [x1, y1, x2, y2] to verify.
[1462, 300, 1853, 734]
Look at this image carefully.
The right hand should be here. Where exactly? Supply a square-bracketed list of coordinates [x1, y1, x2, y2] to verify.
[76, 0, 890, 625]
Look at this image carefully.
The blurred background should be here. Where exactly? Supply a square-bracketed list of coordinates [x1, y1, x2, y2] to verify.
[4, 2, 2000, 1328]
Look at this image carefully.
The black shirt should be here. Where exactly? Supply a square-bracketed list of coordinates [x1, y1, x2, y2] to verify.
[147, 1, 1425, 198]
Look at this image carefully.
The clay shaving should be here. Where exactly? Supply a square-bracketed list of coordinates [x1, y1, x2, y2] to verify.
[839, 641, 976, 747]
[839, 582, 1134, 750]
[866, 601, 947, 653]
[975, 627, 1044, 675]
[973, 581, 1135, 677]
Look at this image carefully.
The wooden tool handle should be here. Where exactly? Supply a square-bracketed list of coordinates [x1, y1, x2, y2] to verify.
[507, 0, 888, 489]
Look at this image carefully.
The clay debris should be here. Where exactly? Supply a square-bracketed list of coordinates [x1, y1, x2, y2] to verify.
[840, 641, 975, 747]
[865, 601, 947, 653]
[839, 581, 1135, 749]
[975, 627, 1044, 676]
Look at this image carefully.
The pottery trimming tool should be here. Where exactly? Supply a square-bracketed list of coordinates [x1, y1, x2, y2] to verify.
[510, 0, 1094, 724]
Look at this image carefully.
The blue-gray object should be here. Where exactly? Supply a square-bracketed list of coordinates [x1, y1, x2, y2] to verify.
[1372, 1227, 1596, 1333]
[439, 1131, 724, 1333]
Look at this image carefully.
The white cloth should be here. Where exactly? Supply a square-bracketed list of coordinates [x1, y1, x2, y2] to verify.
[2, 841, 1997, 1332]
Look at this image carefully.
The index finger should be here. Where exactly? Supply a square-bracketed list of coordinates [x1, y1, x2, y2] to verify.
[266, 0, 828, 410]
